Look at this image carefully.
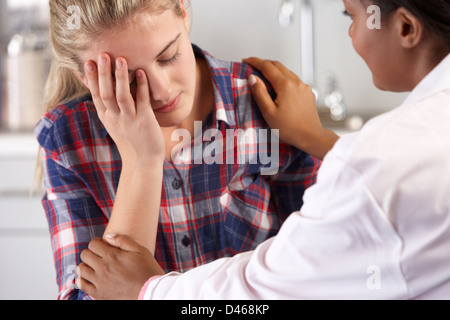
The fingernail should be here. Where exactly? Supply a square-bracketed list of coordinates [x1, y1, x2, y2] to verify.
[105, 233, 116, 239]
[99, 55, 108, 67]
[248, 75, 257, 86]
[75, 275, 81, 289]
[115, 58, 123, 71]
[85, 61, 95, 73]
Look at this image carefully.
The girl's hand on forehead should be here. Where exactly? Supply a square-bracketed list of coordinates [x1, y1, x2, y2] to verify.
[84, 53, 165, 166]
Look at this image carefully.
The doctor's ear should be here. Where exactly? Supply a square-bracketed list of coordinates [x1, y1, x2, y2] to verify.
[393, 7, 424, 49]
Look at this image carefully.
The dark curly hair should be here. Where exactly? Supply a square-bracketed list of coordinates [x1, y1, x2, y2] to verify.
[364, 0, 450, 49]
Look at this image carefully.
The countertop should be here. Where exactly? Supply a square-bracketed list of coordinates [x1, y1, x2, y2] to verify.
[0, 131, 38, 158]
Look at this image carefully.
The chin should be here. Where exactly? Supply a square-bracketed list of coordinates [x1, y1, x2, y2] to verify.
[373, 76, 409, 93]
[156, 108, 191, 129]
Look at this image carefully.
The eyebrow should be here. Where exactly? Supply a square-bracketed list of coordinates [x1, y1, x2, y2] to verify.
[127, 33, 182, 74]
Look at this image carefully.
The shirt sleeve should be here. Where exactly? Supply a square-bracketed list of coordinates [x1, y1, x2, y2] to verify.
[140, 149, 409, 300]
[37, 119, 108, 300]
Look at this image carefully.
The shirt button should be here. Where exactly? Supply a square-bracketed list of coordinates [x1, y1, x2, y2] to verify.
[182, 235, 191, 247]
[172, 179, 182, 190]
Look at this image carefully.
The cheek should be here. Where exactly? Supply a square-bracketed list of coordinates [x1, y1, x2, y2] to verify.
[352, 27, 382, 73]
[177, 51, 197, 92]
[351, 25, 371, 60]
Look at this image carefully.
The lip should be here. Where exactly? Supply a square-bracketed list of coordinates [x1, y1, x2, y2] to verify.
[153, 93, 182, 114]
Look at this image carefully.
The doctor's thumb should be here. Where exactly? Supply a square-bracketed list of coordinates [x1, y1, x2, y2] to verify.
[248, 74, 277, 118]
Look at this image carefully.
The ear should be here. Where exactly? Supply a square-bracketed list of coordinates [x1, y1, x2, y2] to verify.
[72, 69, 89, 88]
[394, 7, 424, 49]
[179, 0, 190, 32]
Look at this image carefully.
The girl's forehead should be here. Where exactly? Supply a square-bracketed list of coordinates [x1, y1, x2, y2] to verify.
[79, 11, 184, 63]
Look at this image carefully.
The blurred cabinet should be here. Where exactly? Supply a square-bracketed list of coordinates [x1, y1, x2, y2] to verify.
[0, 133, 58, 300]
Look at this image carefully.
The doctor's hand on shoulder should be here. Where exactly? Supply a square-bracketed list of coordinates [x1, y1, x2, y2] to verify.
[243, 58, 339, 160]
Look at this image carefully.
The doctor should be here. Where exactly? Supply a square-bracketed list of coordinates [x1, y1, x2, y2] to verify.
[77, 0, 450, 299]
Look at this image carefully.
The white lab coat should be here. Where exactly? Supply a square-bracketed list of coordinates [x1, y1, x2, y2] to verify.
[140, 53, 450, 300]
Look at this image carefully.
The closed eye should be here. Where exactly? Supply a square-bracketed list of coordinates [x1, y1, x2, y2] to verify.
[342, 9, 353, 18]
[158, 51, 181, 67]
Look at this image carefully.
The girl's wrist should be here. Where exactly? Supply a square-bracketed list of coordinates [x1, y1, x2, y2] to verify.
[121, 154, 165, 172]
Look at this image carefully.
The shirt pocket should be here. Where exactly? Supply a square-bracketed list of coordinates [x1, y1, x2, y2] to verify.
[220, 167, 258, 209]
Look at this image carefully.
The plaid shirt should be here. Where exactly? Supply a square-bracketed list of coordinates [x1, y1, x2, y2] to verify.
[35, 45, 320, 300]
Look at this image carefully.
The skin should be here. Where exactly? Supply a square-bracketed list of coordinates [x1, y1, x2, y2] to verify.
[78, 0, 449, 300]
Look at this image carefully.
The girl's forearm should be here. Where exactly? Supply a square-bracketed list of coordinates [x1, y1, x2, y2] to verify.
[104, 161, 163, 255]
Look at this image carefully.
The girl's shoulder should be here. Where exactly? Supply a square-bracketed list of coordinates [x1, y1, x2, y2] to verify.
[195, 45, 275, 129]
[34, 94, 105, 151]
[43, 94, 94, 119]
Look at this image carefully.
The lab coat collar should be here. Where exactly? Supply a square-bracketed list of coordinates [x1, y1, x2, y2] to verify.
[402, 53, 450, 107]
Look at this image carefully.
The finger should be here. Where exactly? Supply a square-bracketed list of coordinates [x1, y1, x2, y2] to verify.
[87, 237, 119, 258]
[242, 57, 266, 69]
[244, 57, 295, 78]
[243, 58, 282, 83]
[248, 75, 278, 118]
[76, 273, 97, 297]
[77, 263, 96, 285]
[270, 60, 302, 81]
[246, 59, 286, 90]
[115, 57, 135, 115]
[97, 53, 120, 113]
[80, 248, 103, 272]
[244, 58, 297, 90]
[104, 234, 147, 253]
[85, 61, 107, 115]
[135, 69, 152, 115]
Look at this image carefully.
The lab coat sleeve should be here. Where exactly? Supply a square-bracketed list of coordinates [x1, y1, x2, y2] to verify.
[140, 149, 410, 300]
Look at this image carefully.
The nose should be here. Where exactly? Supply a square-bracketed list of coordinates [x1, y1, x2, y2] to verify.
[146, 69, 172, 102]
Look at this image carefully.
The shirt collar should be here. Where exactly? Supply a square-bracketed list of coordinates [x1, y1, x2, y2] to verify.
[402, 53, 450, 107]
[192, 44, 237, 129]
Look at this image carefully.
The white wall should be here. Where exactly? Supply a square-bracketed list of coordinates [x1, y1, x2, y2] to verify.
[189, 0, 408, 116]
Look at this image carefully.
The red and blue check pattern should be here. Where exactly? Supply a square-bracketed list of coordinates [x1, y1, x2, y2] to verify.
[35, 45, 320, 300]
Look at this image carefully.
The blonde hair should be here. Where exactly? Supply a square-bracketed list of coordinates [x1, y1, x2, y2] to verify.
[34, 0, 187, 190]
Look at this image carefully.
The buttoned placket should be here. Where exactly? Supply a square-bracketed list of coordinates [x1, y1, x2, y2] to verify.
[163, 158, 203, 270]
